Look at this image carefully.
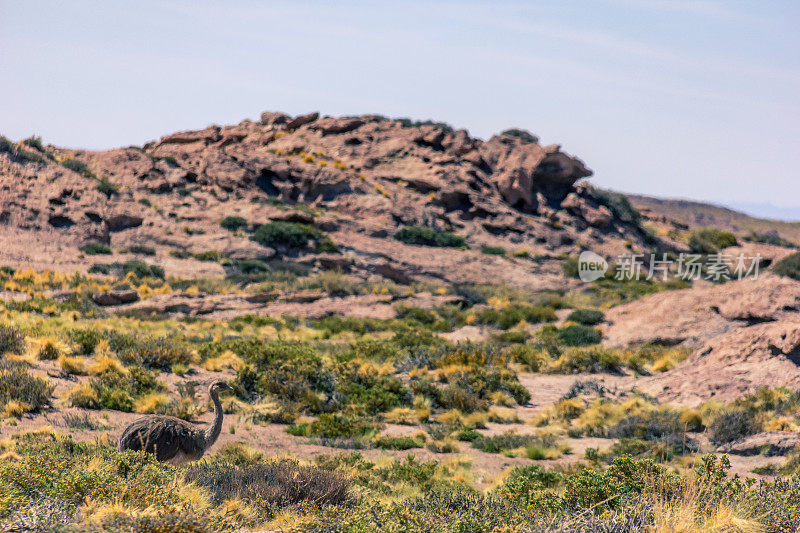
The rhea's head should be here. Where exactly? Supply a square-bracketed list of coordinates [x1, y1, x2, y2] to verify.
[209, 380, 233, 396]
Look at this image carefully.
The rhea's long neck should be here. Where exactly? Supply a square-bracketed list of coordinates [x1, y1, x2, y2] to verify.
[204, 390, 224, 448]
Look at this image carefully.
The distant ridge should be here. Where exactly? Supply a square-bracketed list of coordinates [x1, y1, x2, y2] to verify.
[627, 193, 800, 243]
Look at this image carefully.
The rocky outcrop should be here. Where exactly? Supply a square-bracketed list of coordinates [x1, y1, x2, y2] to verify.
[0, 111, 655, 286]
[718, 431, 800, 456]
[639, 319, 800, 405]
[481, 135, 592, 212]
[603, 274, 800, 348]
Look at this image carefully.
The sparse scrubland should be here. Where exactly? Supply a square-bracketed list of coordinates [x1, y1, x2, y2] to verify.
[1, 261, 799, 532]
[2, 114, 800, 531]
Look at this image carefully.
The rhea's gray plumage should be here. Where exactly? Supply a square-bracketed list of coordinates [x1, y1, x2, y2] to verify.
[118, 380, 232, 464]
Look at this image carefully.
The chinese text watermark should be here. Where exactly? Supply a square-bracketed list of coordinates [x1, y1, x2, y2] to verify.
[578, 252, 762, 283]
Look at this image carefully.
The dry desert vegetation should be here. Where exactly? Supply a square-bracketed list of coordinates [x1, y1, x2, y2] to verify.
[3, 113, 800, 532]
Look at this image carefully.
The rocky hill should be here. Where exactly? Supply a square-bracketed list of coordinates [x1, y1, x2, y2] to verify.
[0, 112, 660, 288]
[629, 194, 800, 245]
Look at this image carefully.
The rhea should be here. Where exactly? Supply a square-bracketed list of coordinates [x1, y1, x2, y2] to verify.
[118, 380, 232, 465]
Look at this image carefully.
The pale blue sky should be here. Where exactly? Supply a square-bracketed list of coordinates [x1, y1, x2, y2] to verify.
[1, 1, 798, 215]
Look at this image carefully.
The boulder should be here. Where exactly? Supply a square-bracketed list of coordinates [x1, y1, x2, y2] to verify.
[106, 214, 143, 232]
[92, 289, 139, 306]
[260, 111, 289, 126]
[316, 253, 352, 271]
[280, 290, 325, 303]
[158, 127, 221, 145]
[374, 262, 413, 284]
[244, 291, 280, 304]
[224, 241, 275, 261]
[311, 117, 364, 135]
[285, 112, 319, 130]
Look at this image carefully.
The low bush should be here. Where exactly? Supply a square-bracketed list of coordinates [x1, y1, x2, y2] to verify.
[184, 460, 351, 517]
[556, 324, 602, 346]
[590, 188, 641, 224]
[551, 346, 621, 374]
[0, 360, 54, 414]
[80, 243, 112, 255]
[773, 252, 800, 281]
[220, 216, 248, 231]
[68, 364, 162, 412]
[394, 225, 467, 248]
[566, 309, 605, 325]
[128, 245, 156, 256]
[287, 413, 375, 439]
[374, 435, 426, 450]
[607, 409, 698, 456]
[688, 227, 738, 254]
[471, 431, 554, 454]
[114, 335, 194, 370]
[744, 231, 796, 248]
[61, 157, 93, 177]
[707, 408, 762, 445]
[96, 177, 119, 197]
[494, 464, 563, 506]
[88, 260, 165, 279]
[482, 246, 507, 256]
[251, 221, 337, 253]
[0, 324, 26, 355]
[474, 304, 557, 329]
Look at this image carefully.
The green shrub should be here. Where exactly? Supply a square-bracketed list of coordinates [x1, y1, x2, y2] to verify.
[608, 409, 698, 454]
[66, 328, 103, 355]
[556, 324, 602, 346]
[744, 232, 796, 248]
[251, 221, 337, 253]
[287, 413, 374, 439]
[566, 309, 605, 325]
[688, 227, 738, 254]
[0, 361, 54, 412]
[0, 324, 26, 355]
[471, 431, 552, 454]
[773, 252, 800, 281]
[374, 435, 425, 450]
[184, 460, 350, 519]
[494, 464, 563, 507]
[72, 364, 162, 412]
[220, 216, 248, 231]
[122, 260, 165, 279]
[170, 249, 193, 259]
[394, 225, 467, 248]
[80, 243, 112, 255]
[482, 246, 507, 256]
[591, 188, 641, 224]
[115, 336, 193, 370]
[238, 259, 270, 274]
[491, 330, 531, 344]
[96, 177, 119, 197]
[474, 304, 556, 329]
[707, 408, 761, 445]
[61, 157, 95, 178]
[21, 136, 44, 151]
[193, 250, 223, 262]
[551, 346, 621, 374]
[128, 245, 156, 256]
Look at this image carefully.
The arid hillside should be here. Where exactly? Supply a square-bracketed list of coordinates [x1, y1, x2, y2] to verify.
[4, 113, 800, 532]
[630, 193, 800, 245]
[0, 112, 662, 286]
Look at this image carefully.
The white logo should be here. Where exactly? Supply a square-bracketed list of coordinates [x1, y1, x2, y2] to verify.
[578, 251, 608, 282]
